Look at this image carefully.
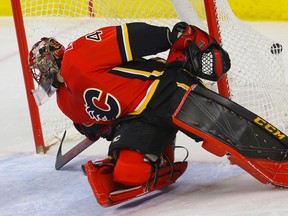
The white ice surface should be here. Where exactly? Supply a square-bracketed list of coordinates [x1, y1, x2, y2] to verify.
[1, 17, 288, 216]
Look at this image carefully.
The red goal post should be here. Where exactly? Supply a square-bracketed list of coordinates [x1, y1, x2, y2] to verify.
[11, 0, 45, 153]
[11, 0, 287, 153]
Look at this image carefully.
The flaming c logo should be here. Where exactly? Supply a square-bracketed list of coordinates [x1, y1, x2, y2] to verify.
[84, 88, 121, 121]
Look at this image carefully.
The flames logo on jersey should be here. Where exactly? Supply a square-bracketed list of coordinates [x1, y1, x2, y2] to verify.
[84, 88, 121, 121]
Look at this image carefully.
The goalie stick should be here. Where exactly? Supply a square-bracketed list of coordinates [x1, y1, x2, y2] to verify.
[55, 131, 95, 170]
[55, 116, 137, 170]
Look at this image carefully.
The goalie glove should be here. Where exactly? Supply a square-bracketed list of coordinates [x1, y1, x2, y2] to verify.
[167, 22, 231, 81]
[74, 123, 114, 141]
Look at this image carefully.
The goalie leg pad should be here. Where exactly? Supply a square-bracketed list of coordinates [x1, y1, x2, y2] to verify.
[85, 160, 120, 207]
[202, 140, 288, 186]
[85, 159, 187, 207]
[172, 84, 288, 187]
[113, 149, 152, 186]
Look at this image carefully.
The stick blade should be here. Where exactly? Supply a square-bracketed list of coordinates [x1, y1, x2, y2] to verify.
[55, 131, 66, 170]
[55, 134, 95, 170]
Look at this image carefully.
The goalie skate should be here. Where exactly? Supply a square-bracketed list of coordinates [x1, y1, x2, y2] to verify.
[85, 159, 187, 207]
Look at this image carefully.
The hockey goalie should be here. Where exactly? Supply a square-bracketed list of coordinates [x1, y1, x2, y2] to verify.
[28, 21, 288, 207]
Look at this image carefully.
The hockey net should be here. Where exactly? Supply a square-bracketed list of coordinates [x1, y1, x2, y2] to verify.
[12, 0, 288, 153]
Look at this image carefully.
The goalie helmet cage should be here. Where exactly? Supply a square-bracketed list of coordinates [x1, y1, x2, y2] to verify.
[11, 0, 288, 153]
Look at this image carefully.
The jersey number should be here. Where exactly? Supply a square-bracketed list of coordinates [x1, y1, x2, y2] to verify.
[86, 31, 103, 42]
[84, 88, 121, 121]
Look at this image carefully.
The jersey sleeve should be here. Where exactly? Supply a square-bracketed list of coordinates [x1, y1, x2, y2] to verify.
[116, 22, 172, 62]
[64, 23, 173, 70]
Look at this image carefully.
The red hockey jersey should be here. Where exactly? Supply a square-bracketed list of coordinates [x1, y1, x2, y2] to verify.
[57, 23, 172, 125]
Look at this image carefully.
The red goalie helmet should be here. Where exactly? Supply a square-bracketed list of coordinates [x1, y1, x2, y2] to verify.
[28, 37, 65, 105]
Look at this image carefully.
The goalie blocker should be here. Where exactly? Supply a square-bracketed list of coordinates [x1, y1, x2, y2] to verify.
[173, 84, 288, 187]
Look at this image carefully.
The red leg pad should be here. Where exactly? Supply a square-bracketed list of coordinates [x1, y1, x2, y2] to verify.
[109, 161, 188, 206]
[85, 159, 188, 207]
[113, 149, 152, 186]
[85, 160, 121, 207]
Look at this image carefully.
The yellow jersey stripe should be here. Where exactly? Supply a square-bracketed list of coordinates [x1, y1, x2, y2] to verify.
[129, 79, 160, 115]
[122, 24, 133, 61]
[113, 67, 164, 78]
[151, 70, 164, 77]
[176, 82, 190, 90]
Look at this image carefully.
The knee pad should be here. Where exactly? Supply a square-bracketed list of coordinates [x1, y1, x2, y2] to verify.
[113, 149, 152, 186]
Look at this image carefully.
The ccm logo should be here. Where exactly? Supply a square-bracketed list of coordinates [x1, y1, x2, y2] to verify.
[254, 116, 286, 140]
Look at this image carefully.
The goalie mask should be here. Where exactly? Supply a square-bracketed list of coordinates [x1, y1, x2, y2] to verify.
[28, 37, 65, 105]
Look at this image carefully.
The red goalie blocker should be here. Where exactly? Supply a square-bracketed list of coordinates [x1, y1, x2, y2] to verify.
[172, 84, 288, 187]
